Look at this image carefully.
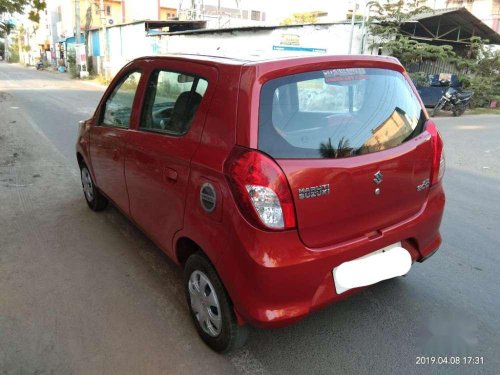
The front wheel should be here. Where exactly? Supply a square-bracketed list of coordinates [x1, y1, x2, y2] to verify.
[431, 99, 445, 117]
[184, 252, 248, 353]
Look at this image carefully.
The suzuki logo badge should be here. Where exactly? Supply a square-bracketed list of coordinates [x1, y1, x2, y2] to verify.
[373, 171, 383, 185]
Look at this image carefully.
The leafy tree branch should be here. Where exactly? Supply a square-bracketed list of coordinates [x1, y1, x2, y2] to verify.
[0, 0, 46, 23]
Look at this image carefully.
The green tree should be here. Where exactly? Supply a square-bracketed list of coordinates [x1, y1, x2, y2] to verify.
[0, 20, 15, 62]
[83, 1, 96, 75]
[0, 0, 46, 24]
[367, 0, 455, 65]
[281, 12, 318, 25]
[368, 0, 430, 40]
[4, 29, 20, 62]
[67, 48, 78, 78]
[367, 1, 498, 107]
[0, 19, 14, 37]
[320, 137, 353, 159]
[1, 0, 45, 64]
[456, 37, 500, 107]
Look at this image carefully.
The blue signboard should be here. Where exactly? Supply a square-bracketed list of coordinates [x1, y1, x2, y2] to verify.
[272, 45, 327, 53]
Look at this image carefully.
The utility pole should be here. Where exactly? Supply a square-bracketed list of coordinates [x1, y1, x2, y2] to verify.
[360, 0, 375, 54]
[4, 22, 9, 61]
[75, 0, 81, 44]
[348, 0, 357, 54]
[178, 0, 183, 20]
[100, 0, 109, 79]
[218, 0, 221, 28]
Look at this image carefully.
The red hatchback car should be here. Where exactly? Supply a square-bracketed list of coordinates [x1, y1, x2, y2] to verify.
[76, 54, 445, 352]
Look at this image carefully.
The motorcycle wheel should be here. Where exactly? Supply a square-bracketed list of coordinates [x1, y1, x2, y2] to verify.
[453, 104, 465, 117]
[431, 100, 444, 117]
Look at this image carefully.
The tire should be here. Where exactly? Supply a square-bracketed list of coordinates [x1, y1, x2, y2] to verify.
[453, 104, 465, 117]
[184, 252, 248, 353]
[80, 164, 108, 211]
[431, 100, 444, 117]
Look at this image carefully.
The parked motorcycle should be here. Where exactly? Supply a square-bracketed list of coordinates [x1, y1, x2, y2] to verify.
[431, 81, 473, 117]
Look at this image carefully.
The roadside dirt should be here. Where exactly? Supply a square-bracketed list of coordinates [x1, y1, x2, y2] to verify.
[0, 89, 238, 374]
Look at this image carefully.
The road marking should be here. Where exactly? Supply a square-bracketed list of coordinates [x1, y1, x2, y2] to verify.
[456, 125, 486, 130]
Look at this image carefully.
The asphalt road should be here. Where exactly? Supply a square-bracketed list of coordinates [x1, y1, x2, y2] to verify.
[1, 62, 499, 375]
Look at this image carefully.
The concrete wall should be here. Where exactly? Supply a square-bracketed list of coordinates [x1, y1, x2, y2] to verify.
[89, 22, 368, 77]
[163, 23, 365, 57]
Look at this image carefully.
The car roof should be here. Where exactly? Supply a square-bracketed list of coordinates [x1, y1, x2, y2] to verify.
[133, 53, 402, 68]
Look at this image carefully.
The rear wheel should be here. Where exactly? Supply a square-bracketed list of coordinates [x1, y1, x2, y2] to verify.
[80, 164, 108, 211]
[184, 252, 248, 353]
[452, 104, 465, 117]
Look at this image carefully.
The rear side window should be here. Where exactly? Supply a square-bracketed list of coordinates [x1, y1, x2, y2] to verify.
[258, 68, 425, 159]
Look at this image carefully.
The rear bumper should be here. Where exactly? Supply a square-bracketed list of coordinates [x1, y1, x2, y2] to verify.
[217, 182, 445, 328]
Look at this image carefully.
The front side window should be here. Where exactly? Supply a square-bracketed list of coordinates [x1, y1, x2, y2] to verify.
[102, 71, 141, 128]
[140, 70, 208, 135]
[258, 68, 425, 159]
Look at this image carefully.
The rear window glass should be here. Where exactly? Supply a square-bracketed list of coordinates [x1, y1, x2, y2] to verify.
[258, 68, 425, 159]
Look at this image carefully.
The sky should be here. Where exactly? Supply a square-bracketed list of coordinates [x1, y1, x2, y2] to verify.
[252, 0, 348, 13]
[202, 0, 355, 23]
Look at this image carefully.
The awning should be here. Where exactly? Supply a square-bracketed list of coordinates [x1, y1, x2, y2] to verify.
[145, 20, 207, 34]
[400, 7, 500, 45]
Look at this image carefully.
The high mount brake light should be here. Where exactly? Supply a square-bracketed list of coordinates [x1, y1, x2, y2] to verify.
[224, 146, 296, 231]
[425, 120, 445, 185]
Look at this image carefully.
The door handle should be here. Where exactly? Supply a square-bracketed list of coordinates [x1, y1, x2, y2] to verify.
[164, 167, 178, 182]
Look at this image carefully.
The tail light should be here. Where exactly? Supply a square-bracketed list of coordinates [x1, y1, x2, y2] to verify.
[224, 146, 296, 231]
[425, 120, 445, 185]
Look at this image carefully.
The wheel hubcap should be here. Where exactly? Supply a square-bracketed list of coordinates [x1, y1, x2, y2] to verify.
[81, 167, 94, 202]
[188, 270, 222, 337]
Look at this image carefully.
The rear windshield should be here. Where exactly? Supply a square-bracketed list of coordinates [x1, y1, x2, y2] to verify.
[258, 68, 426, 159]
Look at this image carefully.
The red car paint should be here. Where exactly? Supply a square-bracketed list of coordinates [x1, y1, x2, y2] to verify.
[76, 54, 445, 328]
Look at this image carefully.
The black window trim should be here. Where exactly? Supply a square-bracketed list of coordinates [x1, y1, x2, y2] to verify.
[98, 69, 143, 129]
[137, 68, 209, 137]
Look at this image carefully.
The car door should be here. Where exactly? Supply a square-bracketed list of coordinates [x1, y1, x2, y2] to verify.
[125, 60, 218, 255]
[89, 69, 143, 213]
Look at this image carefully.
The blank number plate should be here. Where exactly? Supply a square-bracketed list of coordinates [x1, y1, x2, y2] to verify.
[333, 243, 411, 294]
